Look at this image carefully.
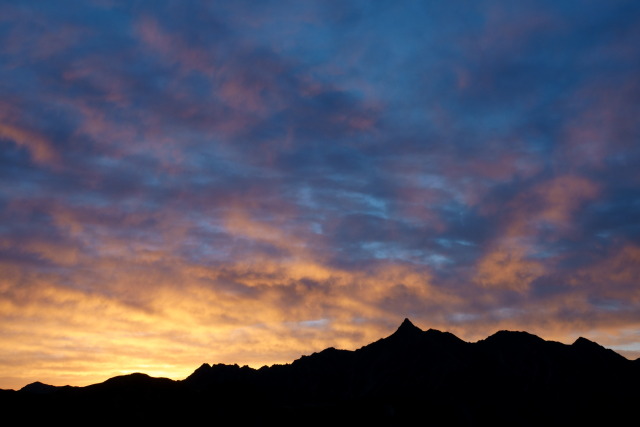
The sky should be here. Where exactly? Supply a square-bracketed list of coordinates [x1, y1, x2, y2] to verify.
[1, 0, 639, 389]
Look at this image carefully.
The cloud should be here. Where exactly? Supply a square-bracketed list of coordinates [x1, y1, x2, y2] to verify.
[476, 246, 545, 291]
[0, 123, 58, 166]
[1, 0, 640, 389]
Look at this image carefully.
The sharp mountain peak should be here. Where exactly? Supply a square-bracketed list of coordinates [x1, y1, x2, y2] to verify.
[394, 318, 423, 334]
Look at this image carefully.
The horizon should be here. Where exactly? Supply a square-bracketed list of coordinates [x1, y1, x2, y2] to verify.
[4, 318, 637, 391]
[1, 1, 640, 390]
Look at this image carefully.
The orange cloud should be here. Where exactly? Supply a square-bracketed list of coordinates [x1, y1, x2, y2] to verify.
[0, 123, 58, 166]
[473, 174, 599, 292]
[533, 175, 600, 226]
[501, 174, 600, 239]
[570, 245, 640, 301]
[136, 16, 215, 75]
[223, 211, 306, 252]
[475, 246, 545, 291]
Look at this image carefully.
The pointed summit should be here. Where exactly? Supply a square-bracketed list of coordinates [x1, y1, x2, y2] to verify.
[572, 336, 598, 347]
[572, 337, 626, 362]
[394, 318, 423, 336]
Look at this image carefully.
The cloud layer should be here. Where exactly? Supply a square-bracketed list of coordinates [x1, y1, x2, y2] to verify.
[1, 0, 640, 389]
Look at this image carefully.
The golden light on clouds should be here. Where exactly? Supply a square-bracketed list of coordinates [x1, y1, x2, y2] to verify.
[0, 242, 449, 389]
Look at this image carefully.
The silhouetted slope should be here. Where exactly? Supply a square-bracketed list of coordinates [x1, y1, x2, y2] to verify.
[19, 381, 60, 394]
[3, 319, 639, 425]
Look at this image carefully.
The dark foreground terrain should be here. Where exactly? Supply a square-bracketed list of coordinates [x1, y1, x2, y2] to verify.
[2, 319, 638, 425]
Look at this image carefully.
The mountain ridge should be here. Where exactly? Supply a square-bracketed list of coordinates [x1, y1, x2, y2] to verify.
[11, 319, 637, 391]
[3, 319, 639, 425]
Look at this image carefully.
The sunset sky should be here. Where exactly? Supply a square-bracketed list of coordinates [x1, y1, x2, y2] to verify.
[1, 0, 640, 390]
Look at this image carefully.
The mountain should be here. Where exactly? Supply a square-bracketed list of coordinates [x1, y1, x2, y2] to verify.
[2, 319, 638, 425]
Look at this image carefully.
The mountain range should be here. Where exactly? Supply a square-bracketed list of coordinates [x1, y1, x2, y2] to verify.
[2, 319, 638, 425]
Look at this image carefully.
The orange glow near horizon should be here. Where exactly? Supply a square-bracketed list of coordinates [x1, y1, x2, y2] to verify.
[2, 236, 640, 390]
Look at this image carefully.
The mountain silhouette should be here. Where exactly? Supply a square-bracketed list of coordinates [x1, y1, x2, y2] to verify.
[2, 318, 638, 425]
